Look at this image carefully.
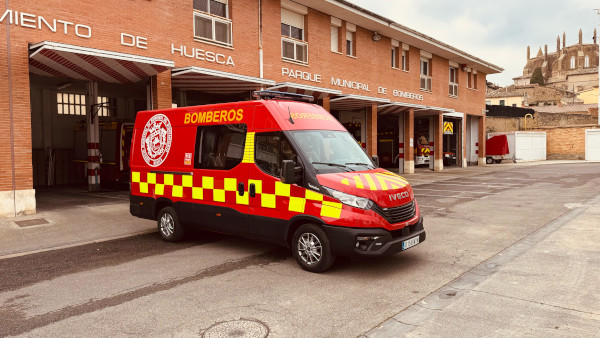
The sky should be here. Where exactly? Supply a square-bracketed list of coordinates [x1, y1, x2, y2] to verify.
[346, 0, 599, 87]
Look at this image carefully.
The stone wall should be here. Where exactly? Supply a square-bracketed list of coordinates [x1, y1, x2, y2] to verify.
[487, 110, 597, 134]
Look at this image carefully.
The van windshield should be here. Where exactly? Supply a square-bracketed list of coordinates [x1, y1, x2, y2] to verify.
[290, 130, 375, 173]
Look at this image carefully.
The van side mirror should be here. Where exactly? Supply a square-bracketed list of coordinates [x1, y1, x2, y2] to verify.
[371, 155, 379, 168]
[281, 160, 296, 184]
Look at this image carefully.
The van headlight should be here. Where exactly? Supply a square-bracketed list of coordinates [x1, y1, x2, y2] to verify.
[323, 187, 373, 210]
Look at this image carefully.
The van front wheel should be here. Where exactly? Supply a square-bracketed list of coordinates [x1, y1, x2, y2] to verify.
[292, 224, 335, 273]
[157, 206, 184, 242]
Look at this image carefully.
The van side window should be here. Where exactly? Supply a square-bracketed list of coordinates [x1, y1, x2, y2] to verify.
[195, 124, 247, 170]
[255, 132, 296, 177]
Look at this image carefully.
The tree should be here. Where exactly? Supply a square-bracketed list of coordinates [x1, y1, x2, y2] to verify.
[530, 67, 545, 86]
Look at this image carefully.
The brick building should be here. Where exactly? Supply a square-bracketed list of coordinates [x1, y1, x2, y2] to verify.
[0, 0, 502, 217]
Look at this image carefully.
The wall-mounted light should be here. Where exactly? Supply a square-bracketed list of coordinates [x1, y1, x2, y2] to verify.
[461, 64, 468, 71]
[372, 32, 382, 42]
[57, 82, 72, 90]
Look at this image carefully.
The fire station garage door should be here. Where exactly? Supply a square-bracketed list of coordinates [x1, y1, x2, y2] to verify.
[586, 129, 600, 161]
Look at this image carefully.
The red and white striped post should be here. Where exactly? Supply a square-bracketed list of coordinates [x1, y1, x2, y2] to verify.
[398, 142, 404, 161]
[87, 82, 101, 191]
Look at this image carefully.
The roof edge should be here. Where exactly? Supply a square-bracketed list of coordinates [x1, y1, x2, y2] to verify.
[318, 0, 504, 74]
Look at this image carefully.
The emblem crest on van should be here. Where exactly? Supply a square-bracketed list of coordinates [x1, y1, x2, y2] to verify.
[141, 114, 172, 167]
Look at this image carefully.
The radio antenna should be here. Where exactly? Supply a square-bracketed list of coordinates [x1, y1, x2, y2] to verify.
[288, 106, 295, 124]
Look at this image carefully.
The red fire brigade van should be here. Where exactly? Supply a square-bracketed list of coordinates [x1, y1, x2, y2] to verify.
[130, 92, 425, 272]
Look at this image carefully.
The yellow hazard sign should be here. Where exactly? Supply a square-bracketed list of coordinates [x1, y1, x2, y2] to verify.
[443, 121, 453, 135]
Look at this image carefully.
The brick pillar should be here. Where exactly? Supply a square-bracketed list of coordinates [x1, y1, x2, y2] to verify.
[152, 70, 172, 110]
[434, 112, 444, 171]
[367, 104, 378, 156]
[462, 116, 467, 167]
[403, 108, 415, 173]
[478, 115, 486, 165]
[320, 96, 331, 112]
[0, 37, 35, 217]
[87, 82, 101, 192]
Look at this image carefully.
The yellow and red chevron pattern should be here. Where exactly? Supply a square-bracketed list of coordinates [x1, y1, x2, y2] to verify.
[443, 121, 453, 134]
[340, 172, 409, 191]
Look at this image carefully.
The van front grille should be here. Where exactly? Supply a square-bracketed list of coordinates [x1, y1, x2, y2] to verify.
[371, 200, 416, 224]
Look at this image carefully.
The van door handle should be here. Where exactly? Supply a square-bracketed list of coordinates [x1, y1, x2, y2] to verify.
[249, 183, 256, 198]
[238, 182, 244, 196]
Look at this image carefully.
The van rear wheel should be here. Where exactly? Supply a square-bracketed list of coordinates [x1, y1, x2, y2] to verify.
[157, 206, 185, 242]
[292, 224, 335, 273]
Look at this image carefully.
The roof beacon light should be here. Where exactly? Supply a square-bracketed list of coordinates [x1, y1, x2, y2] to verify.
[253, 90, 314, 103]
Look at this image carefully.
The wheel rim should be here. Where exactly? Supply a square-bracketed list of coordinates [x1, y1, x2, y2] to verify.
[297, 233, 322, 265]
[160, 213, 174, 237]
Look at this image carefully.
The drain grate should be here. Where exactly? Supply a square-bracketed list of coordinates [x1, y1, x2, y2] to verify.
[202, 319, 269, 338]
[15, 218, 49, 228]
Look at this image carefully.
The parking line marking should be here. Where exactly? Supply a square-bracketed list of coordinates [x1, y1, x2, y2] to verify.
[413, 188, 493, 194]
[464, 177, 541, 181]
[418, 205, 446, 210]
[414, 194, 480, 199]
[72, 192, 129, 200]
[419, 182, 519, 188]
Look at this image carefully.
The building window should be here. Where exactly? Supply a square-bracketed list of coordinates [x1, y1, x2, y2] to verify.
[467, 69, 477, 90]
[499, 100, 505, 106]
[95, 96, 113, 117]
[570, 56, 576, 69]
[449, 67, 458, 97]
[331, 16, 342, 53]
[467, 71, 472, 88]
[193, 0, 232, 47]
[346, 30, 355, 57]
[402, 50, 408, 71]
[57, 93, 86, 116]
[420, 58, 432, 91]
[195, 124, 246, 170]
[281, 8, 307, 64]
[391, 40, 400, 69]
[584, 55, 590, 68]
[331, 26, 339, 53]
[57, 93, 112, 116]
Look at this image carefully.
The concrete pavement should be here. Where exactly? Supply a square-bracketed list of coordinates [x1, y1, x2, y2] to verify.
[0, 189, 156, 259]
[1, 160, 599, 337]
[364, 183, 600, 337]
[0, 160, 521, 260]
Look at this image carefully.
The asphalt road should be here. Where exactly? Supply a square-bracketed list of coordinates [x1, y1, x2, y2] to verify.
[1, 162, 599, 337]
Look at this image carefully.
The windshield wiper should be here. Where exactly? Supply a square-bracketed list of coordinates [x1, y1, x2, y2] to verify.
[345, 162, 375, 169]
[311, 162, 353, 172]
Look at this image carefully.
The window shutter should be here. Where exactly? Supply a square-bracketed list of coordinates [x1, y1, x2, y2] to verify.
[346, 31, 353, 41]
[281, 8, 304, 30]
[331, 26, 339, 52]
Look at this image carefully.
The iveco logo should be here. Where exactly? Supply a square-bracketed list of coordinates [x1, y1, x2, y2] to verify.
[389, 191, 409, 201]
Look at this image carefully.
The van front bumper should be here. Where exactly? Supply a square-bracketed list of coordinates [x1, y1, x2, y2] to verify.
[323, 217, 425, 257]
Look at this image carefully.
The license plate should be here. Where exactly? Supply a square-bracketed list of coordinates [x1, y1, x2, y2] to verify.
[402, 236, 420, 250]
